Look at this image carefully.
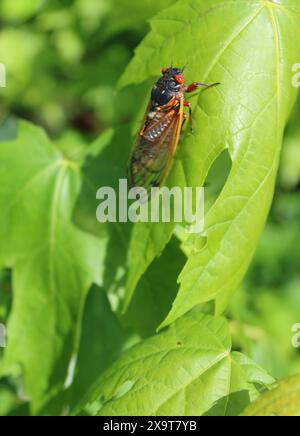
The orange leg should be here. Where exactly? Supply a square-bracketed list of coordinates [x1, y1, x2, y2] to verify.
[184, 81, 220, 132]
[184, 101, 193, 132]
[181, 112, 187, 133]
[186, 81, 220, 93]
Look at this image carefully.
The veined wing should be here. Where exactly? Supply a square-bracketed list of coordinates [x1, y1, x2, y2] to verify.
[128, 98, 184, 191]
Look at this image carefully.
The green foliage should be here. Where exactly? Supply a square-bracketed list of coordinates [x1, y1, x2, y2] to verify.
[122, 0, 300, 327]
[0, 121, 104, 410]
[0, 0, 166, 134]
[84, 314, 273, 416]
[0, 0, 300, 417]
[0, 0, 43, 22]
[241, 374, 300, 416]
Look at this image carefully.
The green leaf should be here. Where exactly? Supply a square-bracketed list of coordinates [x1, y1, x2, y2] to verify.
[123, 237, 186, 337]
[69, 286, 132, 413]
[280, 132, 300, 189]
[0, 121, 104, 410]
[0, 382, 23, 416]
[0, 270, 11, 322]
[0, 0, 43, 22]
[241, 374, 300, 416]
[74, 126, 134, 303]
[83, 313, 273, 416]
[36, 286, 136, 416]
[0, 117, 18, 141]
[100, 0, 176, 40]
[119, 0, 300, 323]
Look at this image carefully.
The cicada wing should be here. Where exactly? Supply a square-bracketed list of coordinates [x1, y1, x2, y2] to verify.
[128, 99, 184, 191]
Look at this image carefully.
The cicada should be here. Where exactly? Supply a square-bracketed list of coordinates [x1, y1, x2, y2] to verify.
[128, 67, 219, 191]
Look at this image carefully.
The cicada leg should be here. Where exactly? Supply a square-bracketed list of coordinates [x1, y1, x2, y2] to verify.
[184, 81, 220, 132]
[181, 112, 187, 133]
[183, 101, 193, 132]
[186, 81, 220, 93]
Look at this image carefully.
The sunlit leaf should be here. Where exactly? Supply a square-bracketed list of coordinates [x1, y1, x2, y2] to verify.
[119, 0, 300, 325]
[0, 0, 43, 21]
[241, 374, 300, 416]
[69, 286, 133, 413]
[82, 313, 273, 416]
[0, 121, 104, 411]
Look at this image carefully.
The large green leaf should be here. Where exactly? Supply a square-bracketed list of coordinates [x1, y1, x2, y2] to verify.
[100, 0, 176, 40]
[119, 0, 300, 324]
[241, 374, 300, 416]
[74, 124, 185, 336]
[37, 286, 135, 416]
[74, 126, 133, 300]
[123, 237, 186, 337]
[69, 286, 133, 413]
[0, 0, 43, 21]
[82, 313, 273, 416]
[0, 121, 104, 410]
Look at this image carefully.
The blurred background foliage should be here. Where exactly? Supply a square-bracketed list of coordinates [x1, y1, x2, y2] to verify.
[0, 0, 300, 415]
[0, 0, 174, 136]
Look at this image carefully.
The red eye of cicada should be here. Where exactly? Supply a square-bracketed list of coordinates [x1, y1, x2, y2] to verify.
[162, 67, 168, 74]
[175, 75, 184, 84]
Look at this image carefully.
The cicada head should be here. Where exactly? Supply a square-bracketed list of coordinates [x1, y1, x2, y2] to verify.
[151, 67, 185, 107]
